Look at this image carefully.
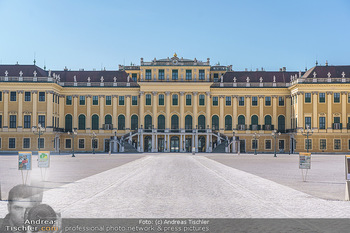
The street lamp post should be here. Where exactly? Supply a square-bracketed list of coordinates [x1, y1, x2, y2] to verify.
[32, 123, 45, 152]
[253, 132, 260, 155]
[68, 129, 77, 157]
[301, 125, 313, 153]
[91, 132, 97, 154]
[271, 130, 281, 157]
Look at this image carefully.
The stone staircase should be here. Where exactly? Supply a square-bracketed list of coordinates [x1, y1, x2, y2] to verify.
[212, 140, 227, 153]
[123, 142, 138, 153]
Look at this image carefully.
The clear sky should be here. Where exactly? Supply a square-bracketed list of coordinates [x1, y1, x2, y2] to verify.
[0, 0, 349, 71]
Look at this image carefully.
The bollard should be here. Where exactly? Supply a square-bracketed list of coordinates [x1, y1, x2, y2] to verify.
[192, 147, 195, 155]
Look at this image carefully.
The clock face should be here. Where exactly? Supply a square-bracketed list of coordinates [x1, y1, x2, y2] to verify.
[172, 60, 178, 65]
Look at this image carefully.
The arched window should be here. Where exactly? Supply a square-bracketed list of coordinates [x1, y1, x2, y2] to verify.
[158, 115, 165, 130]
[171, 115, 179, 129]
[264, 115, 272, 130]
[225, 115, 232, 130]
[92, 114, 99, 130]
[131, 115, 138, 130]
[265, 115, 272, 125]
[212, 115, 219, 130]
[65, 114, 72, 132]
[185, 115, 192, 130]
[238, 115, 245, 130]
[278, 115, 285, 132]
[251, 115, 259, 130]
[198, 115, 206, 130]
[105, 115, 112, 125]
[118, 115, 125, 130]
[78, 114, 85, 130]
[144, 115, 152, 129]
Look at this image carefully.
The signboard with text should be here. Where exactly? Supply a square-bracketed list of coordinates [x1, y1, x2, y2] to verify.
[299, 153, 311, 169]
[346, 155, 350, 180]
[18, 152, 32, 170]
[38, 151, 50, 168]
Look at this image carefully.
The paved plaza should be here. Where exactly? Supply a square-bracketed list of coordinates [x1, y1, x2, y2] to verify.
[1, 153, 350, 218]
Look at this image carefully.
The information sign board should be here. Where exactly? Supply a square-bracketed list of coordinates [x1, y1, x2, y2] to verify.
[38, 151, 50, 168]
[18, 152, 32, 170]
[345, 155, 350, 180]
[299, 153, 311, 169]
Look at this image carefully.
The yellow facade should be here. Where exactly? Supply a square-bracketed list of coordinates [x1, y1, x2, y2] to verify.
[0, 56, 350, 153]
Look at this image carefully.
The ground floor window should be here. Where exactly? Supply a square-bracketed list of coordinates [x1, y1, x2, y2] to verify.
[265, 140, 271, 150]
[9, 138, 16, 148]
[320, 139, 327, 150]
[79, 139, 85, 149]
[65, 139, 72, 149]
[334, 139, 341, 150]
[38, 138, 44, 149]
[92, 139, 98, 149]
[23, 138, 30, 149]
[349, 139, 350, 150]
[278, 140, 284, 150]
[305, 139, 312, 150]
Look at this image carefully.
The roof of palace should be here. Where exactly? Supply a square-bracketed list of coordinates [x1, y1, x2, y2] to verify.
[302, 65, 350, 79]
[0, 64, 48, 77]
[223, 70, 302, 83]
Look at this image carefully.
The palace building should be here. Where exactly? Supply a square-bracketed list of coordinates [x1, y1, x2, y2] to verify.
[0, 54, 350, 154]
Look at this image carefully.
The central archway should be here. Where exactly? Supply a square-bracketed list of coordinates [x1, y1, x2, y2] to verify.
[170, 136, 180, 152]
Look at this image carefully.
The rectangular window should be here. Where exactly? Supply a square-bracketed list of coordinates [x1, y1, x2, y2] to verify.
[23, 138, 30, 149]
[265, 140, 271, 150]
[24, 115, 31, 128]
[65, 139, 72, 149]
[172, 70, 178, 80]
[185, 70, 192, 80]
[172, 95, 178, 105]
[132, 73, 137, 82]
[279, 140, 285, 150]
[79, 139, 85, 149]
[279, 96, 284, 106]
[0, 138, 1, 148]
[305, 93, 311, 103]
[39, 92, 45, 101]
[213, 73, 219, 82]
[159, 94, 164, 105]
[92, 139, 98, 149]
[132, 96, 138, 105]
[119, 96, 124, 105]
[213, 96, 218, 106]
[106, 96, 111, 105]
[38, 138, 44, 149]
[199, 70, 205, 80]
[252, 139, 258, 149]
[186, 95, 192, 105]
[146, 94, 151, 105]
[334, 93, 340, 103]
[0, 115, 2, 128]
[158, 70, 164, 80]
[9, 138, 16, 148]
[66, 96, 72, 105]
[305, 139, 312, 150]
[265, 97, 271, 106]
[348, 94, 350, 103]
[319, 117, 325, 129]
[239, 97, 244, 106]
[349, 139, 350, 150]
[226, 96, 231, 106]
[10, 115, 16, 128]
[93, 96, 98, 105]
[10, 91, 16, 101]
[0, 91, 2, 101]
[145, 70, 152, 80]
[320, 139, 327, 150]
[79, 96, 85, 105]
[319, 93, 325, 103]
[334, 139, 341, 150]
[199, 94, 205, 106]
[38, 115, 45, 128]
[25, 92, 31, 101]
[305, 117, 311, 129]
[252, 96, 258, 106]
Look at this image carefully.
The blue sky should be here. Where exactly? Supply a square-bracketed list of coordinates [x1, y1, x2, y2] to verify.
[0, 0, 349, 71]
